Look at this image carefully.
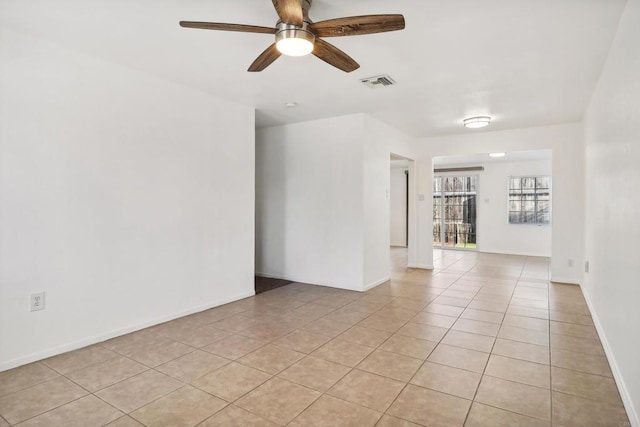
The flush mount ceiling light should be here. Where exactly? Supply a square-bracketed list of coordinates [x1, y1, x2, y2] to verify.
[285, 101, 298, 108]
[463, 116, 491, 129]
[489, 152, 506, 158]
[275, 23, 315, 57]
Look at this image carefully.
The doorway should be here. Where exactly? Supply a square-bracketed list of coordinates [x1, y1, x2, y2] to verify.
[433, 175, 478, 249]
[390, 157, 409, 247]
[389, 153, 418, 272]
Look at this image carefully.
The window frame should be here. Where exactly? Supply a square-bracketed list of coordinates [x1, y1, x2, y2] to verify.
[507, 175, 552, 225]
[433, 174, 480, 250]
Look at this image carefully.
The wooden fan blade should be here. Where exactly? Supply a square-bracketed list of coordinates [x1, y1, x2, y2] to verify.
[272, 0, 303, 26]
[248, 44, 282, 72]
[309, 14, 405, 37]
[179, 21, 276, 34]
[312, 38, 359, 73]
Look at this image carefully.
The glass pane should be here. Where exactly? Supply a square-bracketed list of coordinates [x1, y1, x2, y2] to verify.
[536, 177, 550, 189]
[453, 177, 461, 192]
[433, 222, 441, 244]
[523, 199, 535, 212]
[523, 177, 535, 190]
[469, 176, 477, 191]
[510, 178, 521, 191]
[538, 200, 549, 213]
[443, 177, 452, 192]
[464, 196, 476, 224]
[433, 207, 441, 219]
[433, 177, 442, 193]
[444, 223, 455, 247]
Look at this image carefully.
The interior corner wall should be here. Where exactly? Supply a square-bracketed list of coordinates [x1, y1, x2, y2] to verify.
[0, 29, 255, 371]
[583, 0, 640, 423]
[362, 116, 415, 290]
[255, 115, 366, 291]
[255, 114, 416, 292]
[415, 123, 584, 283]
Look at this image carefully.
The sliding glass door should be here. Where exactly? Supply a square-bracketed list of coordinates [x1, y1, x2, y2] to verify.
[433, 176, 478, 249]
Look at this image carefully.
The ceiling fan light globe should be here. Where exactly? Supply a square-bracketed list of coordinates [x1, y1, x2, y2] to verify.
[463, 116, 491, 128]
[276, 37, 314, 56]
[275, 24, 315, 57]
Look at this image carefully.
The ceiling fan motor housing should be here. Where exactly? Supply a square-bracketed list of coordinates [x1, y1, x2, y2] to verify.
[275, 22, 315, 48]
[274, 0, 315, 56]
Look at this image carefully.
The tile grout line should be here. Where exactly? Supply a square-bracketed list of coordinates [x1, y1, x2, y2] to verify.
[314, 270, 461, 425]
[318, 259, 549, 425]
[183, 295, 354, 422]
[5, 393, 89, 426]
[548, 267, 554, 426]
[378, 265, 480, 425]
[4, 253, 620, 426]
[461, 259, 520, 426]
[194, 291, 397, 425]
[236, 287, 421, 425]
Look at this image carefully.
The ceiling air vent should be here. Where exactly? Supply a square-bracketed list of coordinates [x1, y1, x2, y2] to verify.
[360, 75, 396, 88]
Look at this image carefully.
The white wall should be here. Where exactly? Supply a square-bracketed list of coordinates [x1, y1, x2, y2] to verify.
[583, 0, 640, 423]
[362, 116, 415, 289]
[256, 114, 415, 291]
[472, 158, 552, 257]
[0, 29, 255, 371]
[255, 115, 365, 291]
[415, 124, 583, 283]
[390, 167, 408, 247]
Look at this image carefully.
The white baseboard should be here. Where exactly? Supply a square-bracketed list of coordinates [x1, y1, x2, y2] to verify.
[582, 289, 639, 427]
[408, 264, 434, 270]
[254, 272, 290, 280]
[363, 276, 391, 292]
[0, 290, 255, 372]
[549, 276, 580, 285]
[256, 271, 390, 293]
[476, 248, 552, 258]
[255, 272, 362, 292]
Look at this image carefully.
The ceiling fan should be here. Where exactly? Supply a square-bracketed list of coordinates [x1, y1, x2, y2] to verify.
[179, 0, 405, 73]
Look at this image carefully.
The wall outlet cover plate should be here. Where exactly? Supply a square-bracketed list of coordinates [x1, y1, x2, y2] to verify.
[30, 292, 45, 311]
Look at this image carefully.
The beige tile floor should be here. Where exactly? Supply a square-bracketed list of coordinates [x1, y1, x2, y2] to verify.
[0, 248, 631, 426]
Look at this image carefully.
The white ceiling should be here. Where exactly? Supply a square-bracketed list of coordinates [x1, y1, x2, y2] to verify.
[433, 149, 552, 167]
[0, 0, 628, 137]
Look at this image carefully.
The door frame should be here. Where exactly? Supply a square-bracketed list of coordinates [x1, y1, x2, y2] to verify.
[433, 174, 479, 251]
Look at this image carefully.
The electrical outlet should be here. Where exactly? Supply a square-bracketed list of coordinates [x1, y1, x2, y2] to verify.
[585, 261, 590, 273]
[568, 259, 574, 267]
[30, 292, 45, 311]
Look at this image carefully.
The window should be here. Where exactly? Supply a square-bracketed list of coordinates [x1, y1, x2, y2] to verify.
[433, 176, 478, 249]
[508, 176, 550, 224]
